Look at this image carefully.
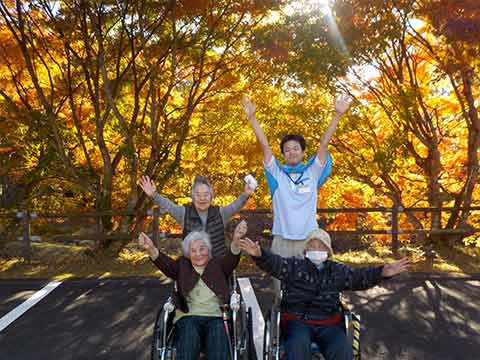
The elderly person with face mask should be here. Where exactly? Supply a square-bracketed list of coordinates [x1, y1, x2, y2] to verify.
[238, 228, 410, 360]
[140, 175, 255, 258]
[138, 220, 247, 360]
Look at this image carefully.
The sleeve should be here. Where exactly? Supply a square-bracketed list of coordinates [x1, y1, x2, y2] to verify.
[332, 262, 384, 291]
[252, 248, 295, 282]
[220, 249, 241, 276]
[152, 193, 186, 226]
[230, 242, 241, 256]
[309, 153, 332, 189]
[151, 252, 180, 279]
[220, 194, 249, 224]
[263, 156, 280, 196]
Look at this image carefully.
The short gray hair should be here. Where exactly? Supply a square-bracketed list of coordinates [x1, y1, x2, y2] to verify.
[182, 231, 212, 258]
[190, 176, 214, 199]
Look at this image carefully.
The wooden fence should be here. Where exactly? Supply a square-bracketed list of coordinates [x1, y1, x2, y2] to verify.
[1, 206, 479, 260]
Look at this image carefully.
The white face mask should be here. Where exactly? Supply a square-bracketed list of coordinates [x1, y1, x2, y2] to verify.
[305, 250, 328, 265]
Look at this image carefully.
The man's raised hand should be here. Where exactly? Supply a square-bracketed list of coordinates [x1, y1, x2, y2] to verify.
[242, 95, 256, 120]
[334, 94, 352, 115]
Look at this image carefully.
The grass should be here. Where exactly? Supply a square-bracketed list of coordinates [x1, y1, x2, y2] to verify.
[335, 243, 480, 274]
[1, 240, 479, 280]
[0, 242, 170, 281]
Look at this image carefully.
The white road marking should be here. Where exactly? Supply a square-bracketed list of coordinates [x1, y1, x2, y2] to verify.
[238, 277, 264, 359]
[0, 280, 63, 332]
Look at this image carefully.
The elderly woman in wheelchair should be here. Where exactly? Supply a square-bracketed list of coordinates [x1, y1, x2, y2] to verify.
[238, 228, 410, 360]
[139, 220, 252, 360]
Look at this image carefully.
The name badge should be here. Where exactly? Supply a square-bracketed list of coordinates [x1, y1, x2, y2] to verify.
[297, 184, 311, 194]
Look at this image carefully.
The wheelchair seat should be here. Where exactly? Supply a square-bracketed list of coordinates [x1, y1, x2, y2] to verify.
[151, 274, 256, 360]
[263, 301, 361, 360]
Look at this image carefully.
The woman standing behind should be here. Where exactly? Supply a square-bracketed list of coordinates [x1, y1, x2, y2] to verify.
[140, 175, 255, 258]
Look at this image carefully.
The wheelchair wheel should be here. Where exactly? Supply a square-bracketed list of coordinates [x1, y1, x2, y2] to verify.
[151, 308, 163, 360]
[151, 307, 175, 360]
[236, 304, 256, 360]
[263, 310, 273, 360]
[344, 309, 361, 360]
[245, 307, 256, 360]
[350, 313, 361, 360]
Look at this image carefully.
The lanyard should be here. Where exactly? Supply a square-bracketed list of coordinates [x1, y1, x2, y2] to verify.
[284, 171, 308, 186]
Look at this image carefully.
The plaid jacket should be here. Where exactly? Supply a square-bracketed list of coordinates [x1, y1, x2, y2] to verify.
[254, 249, 385, 320]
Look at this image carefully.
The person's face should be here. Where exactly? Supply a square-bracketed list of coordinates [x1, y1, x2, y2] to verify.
[304, 238, 329, 253]
[192, 184, 212, 212]
[282, 140, 304, 166]
[189, 239, 210, 267]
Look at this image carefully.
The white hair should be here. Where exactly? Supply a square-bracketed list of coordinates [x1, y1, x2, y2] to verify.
[182, 231, 212, 259]
[190, 176, 214, 199]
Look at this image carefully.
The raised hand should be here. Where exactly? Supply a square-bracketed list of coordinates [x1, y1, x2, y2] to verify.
[138, 232, 159, 259]
[334, 94, 352, 115]
[381, 257, 410, 277]
[138, 232, 154, 251]
[139, 175, 157, 197]
[238, 237, 262, 257]
[233, 220, 248, 241]
[243, 182, 255, 196]
[242, 95, 256, 120]
[241, 95, 273, 163]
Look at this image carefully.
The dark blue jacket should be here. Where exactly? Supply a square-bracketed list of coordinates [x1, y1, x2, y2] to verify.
[253, 249, 385, 320]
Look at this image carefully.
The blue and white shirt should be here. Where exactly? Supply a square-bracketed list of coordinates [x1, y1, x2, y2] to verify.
[264, 153, 332, 240]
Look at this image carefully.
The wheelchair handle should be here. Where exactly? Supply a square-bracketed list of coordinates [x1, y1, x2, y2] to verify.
[163, 297, 175, 313]
[220, 304, 230, 321]
[230, 292, 241, 312]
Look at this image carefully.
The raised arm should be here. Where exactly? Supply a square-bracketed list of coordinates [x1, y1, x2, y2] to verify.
[317, 94, 352, 164]
[220, 220, 247, 275]
[381, 257, 410, 277]
[242, 95, 273, 164]
[238, 238, 293, 282]
[138, 232, 179, 279]
[220, 182, 255, 223]
[335, 257, 410, 292]
[139, 175, 185, 224]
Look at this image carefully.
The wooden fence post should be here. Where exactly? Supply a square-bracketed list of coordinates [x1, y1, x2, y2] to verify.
[152, 207, 160, 248]
[20, 211, 31, 261]
[391, 206, 400, 255]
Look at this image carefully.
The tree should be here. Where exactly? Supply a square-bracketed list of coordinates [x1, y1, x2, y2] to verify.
[334, 0, 480, 243]
[242, 0, 479, 244]
[0, 0, 283, 250]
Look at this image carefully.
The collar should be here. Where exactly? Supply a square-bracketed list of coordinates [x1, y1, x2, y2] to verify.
[275, 154, 317, 174]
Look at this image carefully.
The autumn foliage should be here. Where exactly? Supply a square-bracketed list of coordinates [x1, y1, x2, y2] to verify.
[0, 0, 478, 250]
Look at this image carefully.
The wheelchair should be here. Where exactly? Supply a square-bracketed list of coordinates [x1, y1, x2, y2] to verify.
[263, 294, 361, 360]
[151, 272, 255, 360]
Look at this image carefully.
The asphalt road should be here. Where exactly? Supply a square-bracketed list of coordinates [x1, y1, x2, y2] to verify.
[1, 274, 479, 360]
